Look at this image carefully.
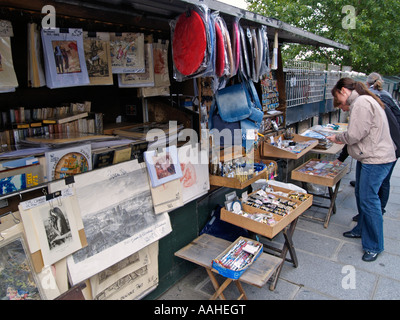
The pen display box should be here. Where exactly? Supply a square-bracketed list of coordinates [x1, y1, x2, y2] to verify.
[212, 237, 263, 280]
[221, 185, 313, 238]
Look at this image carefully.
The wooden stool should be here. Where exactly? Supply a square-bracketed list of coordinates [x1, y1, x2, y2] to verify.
[175, 234, 282, 300]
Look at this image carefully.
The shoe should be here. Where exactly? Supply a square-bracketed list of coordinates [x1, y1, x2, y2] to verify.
[343, 231, 361, 239]
[352, 214, 359, 222]
[350, 181, 356, 187]
[362, 251, 379, 262]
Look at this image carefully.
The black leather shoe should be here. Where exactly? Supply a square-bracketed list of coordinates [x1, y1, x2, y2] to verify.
[343, 231, 361, 239]
[362, 251, 379, 262]
[352, 214, 359, 222]
[350, 181, 356, 187]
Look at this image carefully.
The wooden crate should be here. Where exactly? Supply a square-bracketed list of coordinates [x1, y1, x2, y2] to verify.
[260, 133, 318, 159]
[209, 160, 277, 189]
[220, 186, 313, 239]
[291, 158, 349, 187]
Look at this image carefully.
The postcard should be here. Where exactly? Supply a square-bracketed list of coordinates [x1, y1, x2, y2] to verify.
[144, 145, 183, 188]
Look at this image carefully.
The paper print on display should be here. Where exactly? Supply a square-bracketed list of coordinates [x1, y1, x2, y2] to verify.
[110, 32, 145, 74]
[144, 145, 183, 188]
[0, 234, 43, 300]
[0, 37, 18, 90]
[45, 144, 91, 181]
[83, 31, 113, 85]
[118, 43, 154, 87]
[18, 188, 85, 269]
[41, 28, 90, 88]
[90, 241, 159, 300]
[33, 198, 82, 267]
[178, 144, 210, 204]
[52, 40, 82, 74]
[48, 160, 172, 285]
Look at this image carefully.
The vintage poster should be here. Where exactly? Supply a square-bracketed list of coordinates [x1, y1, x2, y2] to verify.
[150, 178, 183, 214]
[90, 241, 159, 300]
[48, 160, 172, 285]
[178, 144, 210, 204]
[83, 31, 113, 86]
[0, 36, 18, 90]
[41, 28, 90, 88]
[45, 144, 91, 181]
[144, 145, 183, 188]
[118, 43, 154, 87]
[153, 40, 170, 87]
[27, 23, 46, 88]
[0, 232, 43, 300]
[110, 32, 145, 73]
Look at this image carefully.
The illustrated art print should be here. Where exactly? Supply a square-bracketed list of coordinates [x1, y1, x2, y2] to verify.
[0, 234, 43, 300]
[45, 144, 91, 181]
[41, 28, 90, 88]
[83, 31, 113, 85]
[110, 32, 145, 74]
[144, 145, 183, 188]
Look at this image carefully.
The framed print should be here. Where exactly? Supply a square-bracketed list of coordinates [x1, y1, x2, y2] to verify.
[144, 145, 183, 188]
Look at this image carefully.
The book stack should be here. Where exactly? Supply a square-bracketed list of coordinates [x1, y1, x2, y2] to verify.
[0, 101, 105, 147]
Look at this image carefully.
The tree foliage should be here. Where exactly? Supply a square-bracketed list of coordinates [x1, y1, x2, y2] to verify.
[246, 0, 400, 75]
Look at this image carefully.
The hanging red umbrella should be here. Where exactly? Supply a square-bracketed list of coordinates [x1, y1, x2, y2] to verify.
[215, 21, 225, 77]
[172, 10, 207, 76]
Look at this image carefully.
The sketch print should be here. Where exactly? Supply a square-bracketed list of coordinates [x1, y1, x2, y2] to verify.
[52, 40, 82, 74]
[72, 188, 160, 263]
[63, 161, 171, 285]
[0, 236, 42, 300]
[44, 206, 72, 250]
[85, 39, 110, 78]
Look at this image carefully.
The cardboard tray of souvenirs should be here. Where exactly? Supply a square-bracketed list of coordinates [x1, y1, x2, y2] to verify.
[291, 159, 349, 187]
[211, 236, 263, 280]
[209, 159, 278, 189]
[209, 146, 278, 189]
[220, 185, 313, 239]
[259, 133, 318, 160]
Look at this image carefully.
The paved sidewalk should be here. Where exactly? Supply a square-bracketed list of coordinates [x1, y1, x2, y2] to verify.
[159, 158, 400, 300]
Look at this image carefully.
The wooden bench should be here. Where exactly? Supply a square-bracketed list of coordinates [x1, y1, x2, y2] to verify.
[175, 234, 283, 300]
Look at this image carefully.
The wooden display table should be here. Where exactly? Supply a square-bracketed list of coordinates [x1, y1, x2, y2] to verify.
[291, 159, 349, 228]
[175, 234, 282, 300]
[220, 185, 313, 290]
